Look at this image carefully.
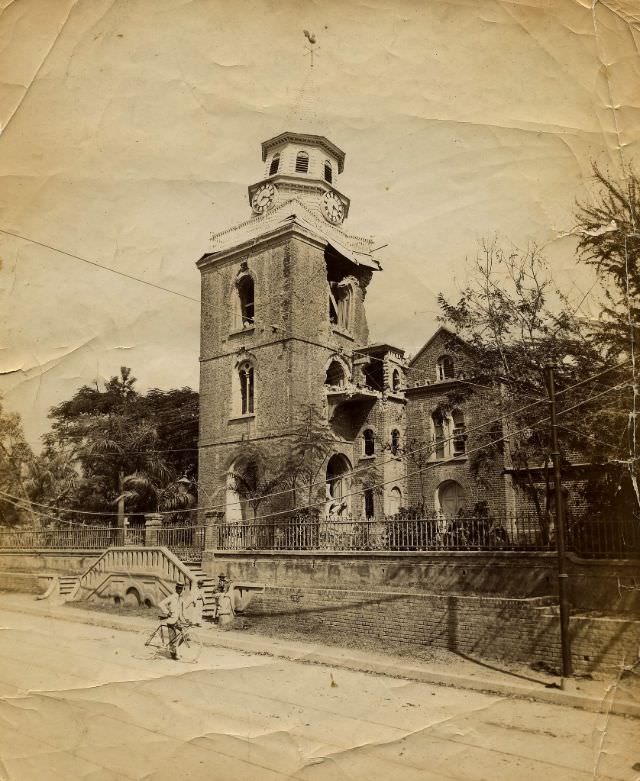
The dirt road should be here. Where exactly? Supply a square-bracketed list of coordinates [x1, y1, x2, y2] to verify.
[0, 608, 637, 780]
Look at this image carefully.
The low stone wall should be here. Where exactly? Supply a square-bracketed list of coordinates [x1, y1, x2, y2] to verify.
[205, 550, 640, 613]
[245, 584, 640, 675]
[0, 550, 101, 576]
[0, 570, 42, 594]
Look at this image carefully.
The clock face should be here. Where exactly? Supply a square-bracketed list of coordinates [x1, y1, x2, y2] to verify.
[322, 191, 345, 224]
[251, 183, 276, 214]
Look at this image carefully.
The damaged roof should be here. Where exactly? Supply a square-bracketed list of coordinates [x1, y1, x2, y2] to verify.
[200, 198, 380, 271]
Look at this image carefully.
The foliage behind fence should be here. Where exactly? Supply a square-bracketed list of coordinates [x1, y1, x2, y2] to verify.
[0, 526, 120, 550]
[0, 512, 638, 559]
[214, 512, 640, 558]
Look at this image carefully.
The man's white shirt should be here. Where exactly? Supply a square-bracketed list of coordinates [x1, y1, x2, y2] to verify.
[159, 592, 184, 624]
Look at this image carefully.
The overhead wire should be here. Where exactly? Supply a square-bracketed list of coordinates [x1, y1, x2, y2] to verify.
[3, 229, 634, 515]
[1, 378, 627, 527]
[2, 369, 629, 522]
[1, 224, 585, 392]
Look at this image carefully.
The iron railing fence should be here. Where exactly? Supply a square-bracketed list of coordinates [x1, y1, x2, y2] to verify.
[156, 525, 206, 562]
[1, 514, 637, 559]
[214, 513, 640, 558]
[124, 525, 146, 546]
[0, 526, 120, 550]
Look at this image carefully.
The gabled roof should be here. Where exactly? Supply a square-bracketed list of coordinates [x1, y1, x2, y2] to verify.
[408, 326, 467, 367]
[199, 198, 379, 270]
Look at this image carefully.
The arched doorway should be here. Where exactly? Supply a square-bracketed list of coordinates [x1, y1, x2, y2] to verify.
[388, 486, 403, 516]
[226, 459, 258, 522]
[326, 454, 351, 516]
[437, 480, 465, 518]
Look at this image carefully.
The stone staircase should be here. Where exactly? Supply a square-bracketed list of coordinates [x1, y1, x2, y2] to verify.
[184, 562, 218, 621]
[37, 574, 80, 603]
[59, 575, 80, 601]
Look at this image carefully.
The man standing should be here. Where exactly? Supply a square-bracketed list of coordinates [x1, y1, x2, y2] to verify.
[185, 579, 205, 626]
[158, 582, 185, 659]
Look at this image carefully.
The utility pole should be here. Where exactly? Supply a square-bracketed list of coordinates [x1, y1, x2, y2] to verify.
[544, 363, 573, 685]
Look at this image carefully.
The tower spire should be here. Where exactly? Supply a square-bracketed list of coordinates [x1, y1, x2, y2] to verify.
[286, 31, 324, 134]
[303, 29, 319, 68]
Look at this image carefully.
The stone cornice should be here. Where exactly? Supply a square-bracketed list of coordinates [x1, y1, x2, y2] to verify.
[200, 198, 375, 271]
[198, 220, 326, 270]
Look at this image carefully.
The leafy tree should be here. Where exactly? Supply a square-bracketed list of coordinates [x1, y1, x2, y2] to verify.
[0, 398, 34, 526]
[285, 404, 338, 512]
[46, 368, 198, 523]
[23, 435, 79, 523]
[575, 164, 639, 360]
[437, 237, 626, 539]
[574, 165, 639, 521]
[136, 388, 199, 479]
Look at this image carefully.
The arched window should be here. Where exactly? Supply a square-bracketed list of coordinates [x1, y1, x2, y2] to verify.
[329, 281, 352, 331]
[325, 360, 346, 387]
[227, 459, 259, 523]
[269, 153, 280, 175]
[236, 274, 254, 327]
[390, 429, 401, 455]
[295, 151, 309, 173]
[452, 409, 466, 456]
[436, 355, 455, 381]
[392, 369, 401, 392]
[388, 486, 402, 516]
[432, 411, 446, 459]
[324, 161, 333, 183]
[363, 429, 375, 457]
[437, 480, 465, 518]
[326, 454, 351, 516]
[238, 361, 254, 415]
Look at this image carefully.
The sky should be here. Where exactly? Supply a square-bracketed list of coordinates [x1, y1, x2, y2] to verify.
[1, 0, 639, 447]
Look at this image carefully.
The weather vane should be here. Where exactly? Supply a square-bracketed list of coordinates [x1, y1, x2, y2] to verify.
[303, 29, 319, 69]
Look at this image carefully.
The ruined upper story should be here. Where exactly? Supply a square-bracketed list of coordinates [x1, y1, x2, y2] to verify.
[197, 131, 382, 360]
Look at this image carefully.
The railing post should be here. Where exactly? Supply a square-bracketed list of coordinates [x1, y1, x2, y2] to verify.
[144, 513, 163, 547]
[204, 511, 224, 551]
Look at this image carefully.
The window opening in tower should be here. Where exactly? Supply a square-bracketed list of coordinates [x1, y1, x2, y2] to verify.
[295, 151, 309, 173]
[237, 276, 255, 327]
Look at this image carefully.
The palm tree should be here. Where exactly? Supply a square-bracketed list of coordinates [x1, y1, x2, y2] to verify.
[79, 415, 180, 529]
[23, 436, 79, 526]
[228, 443, 290, 522]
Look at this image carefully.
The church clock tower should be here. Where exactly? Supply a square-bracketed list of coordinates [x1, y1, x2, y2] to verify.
[249, 131, 350, 226]
[197, 122, 405, 526]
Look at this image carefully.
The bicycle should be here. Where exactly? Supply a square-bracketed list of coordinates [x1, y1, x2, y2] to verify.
[139, 619, 203, 663]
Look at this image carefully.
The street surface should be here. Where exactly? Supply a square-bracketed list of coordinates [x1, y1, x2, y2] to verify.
[0, 609, 637, 781]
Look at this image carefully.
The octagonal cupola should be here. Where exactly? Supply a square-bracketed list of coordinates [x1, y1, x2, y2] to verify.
[247, 131, 351, 226]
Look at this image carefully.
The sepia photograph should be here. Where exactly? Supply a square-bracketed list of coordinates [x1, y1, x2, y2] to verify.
[0, 1, 639, 779]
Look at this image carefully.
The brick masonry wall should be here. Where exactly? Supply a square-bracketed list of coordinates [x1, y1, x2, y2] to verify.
[245, 584, 640, 675]
[405, 383, 509, 515]
[198, 229, 412, 521]
[199, 232, 384, 516]
[207, 551, 640, 613]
